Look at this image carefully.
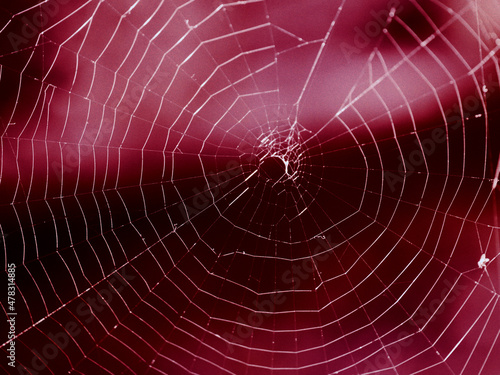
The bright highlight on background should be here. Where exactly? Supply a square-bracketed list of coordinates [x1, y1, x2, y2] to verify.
[0, 0, 499, 374]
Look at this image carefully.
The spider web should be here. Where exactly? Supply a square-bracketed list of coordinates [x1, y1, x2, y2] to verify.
[1, 0, 500, 374]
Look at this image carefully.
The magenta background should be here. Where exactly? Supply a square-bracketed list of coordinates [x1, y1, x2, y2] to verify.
[1, 1, 499, 374]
